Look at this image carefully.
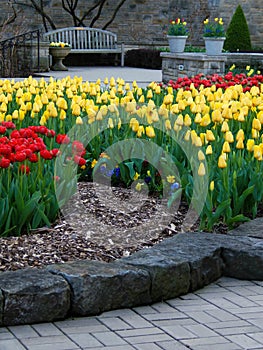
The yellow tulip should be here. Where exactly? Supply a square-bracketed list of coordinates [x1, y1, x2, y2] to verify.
[76, 116, 83, 125]
[209, 181, 214, 191]
[198, 162, 206, 176]
[130, 117, 139, 132]
[206, 130, 215, 142]
[225, 131, 234, 143]
[197, 150, 205, 161]
[194, 113, 202, 124]
[236, 139, 244, 149]
[218, 154, 227, 168]
[254, 145, 262, 160]
[175, 114, 184, 126]
[221, 121, 229, 132]
[252, 118, 261, 131]
[146, 89, 153, 99]
[184, 114, 192, 126]
[145, 126, 155, 138]
[252, 128, 259, 139]
[165, 119, 172, 130]
[108, 117, 114, 129]
[211, 109, 222, 123]
[206, 145, 213, 155]
[184, 130, 191, 141]
[236, 129, 245, 141]
[40, 115, 47, 125]
[72, 104, 81, 116]
[222, 141, 231, 153]
[137, 125, 145, 137]
[138, 95, 145, 103]
[246, 139, 255, 152]
[59, 109, 66, 120]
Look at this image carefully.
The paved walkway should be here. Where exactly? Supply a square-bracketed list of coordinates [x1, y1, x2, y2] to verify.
[1, 277, 263, 350]
[34, 66, 162, 88]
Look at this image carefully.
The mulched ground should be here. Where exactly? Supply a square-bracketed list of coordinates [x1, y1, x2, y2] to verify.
[0, 182, 229, 272]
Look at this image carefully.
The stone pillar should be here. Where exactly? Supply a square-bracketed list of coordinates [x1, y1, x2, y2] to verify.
[161, 52, 226, 82]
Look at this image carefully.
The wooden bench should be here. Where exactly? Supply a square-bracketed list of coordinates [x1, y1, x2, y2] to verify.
[43, 27, 125, 67]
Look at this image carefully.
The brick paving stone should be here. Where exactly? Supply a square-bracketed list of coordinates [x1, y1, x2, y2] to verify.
[55, 317, 108, 333]
[206, 308, 240, 321]
[181, 335, 233, 347]
[132, 305, 158, 315]
[247, 294, 263, 302]
[157, 324, 197, 340]
[217, 278, 256, 287]
[118, 314, 153, 328]
[156, 340, 190, 349]
[184, 323, 219, 337]
[0, 328, 15, 340]
[31, 323, 64, 337]
[191, 343, 242, 350]
[116, 327, 164, 338]
[248, 318, 263, 329]
[67, 333, 103, 348]
[225, 285, 263, 297]
[183, 310, 220, 324]
[99, 317, 132, 331]
[98, 309, 138, 318]
[151, 302, 178, 313]
[0, 339, 27, 350]
[214, 325, 262, 336]
[143, 311, 188, 321]
[8, 325, 39, 339]
[226, 334, 263, 349]
[124, 333, 173, 345]
[201, 297, 242, 309]
[152, 318, 198, 328]
[133, 343, 164, 350]
[84, 346, 136, 350]
[227, 306, 263, 315]
[92, 331, 127, 346]
[209, 320, 252, 329]
[224, 295, 261, 308]
[248, 332, 263, 343]
[20, 335, 79, 350]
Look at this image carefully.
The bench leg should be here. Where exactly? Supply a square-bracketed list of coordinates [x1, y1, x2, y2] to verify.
[121, 43, 125, 67]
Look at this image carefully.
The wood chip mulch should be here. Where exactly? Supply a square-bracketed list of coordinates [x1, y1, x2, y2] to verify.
[0, 182, 228, 272]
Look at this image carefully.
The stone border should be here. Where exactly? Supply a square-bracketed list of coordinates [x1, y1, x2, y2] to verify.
[0, 219, 263, 326]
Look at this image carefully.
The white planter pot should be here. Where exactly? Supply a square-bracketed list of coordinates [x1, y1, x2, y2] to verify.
[204, 37, 226, 55]
[167, 35, 188, 53]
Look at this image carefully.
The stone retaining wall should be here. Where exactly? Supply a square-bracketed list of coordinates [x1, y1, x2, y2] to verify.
[0, 1, 262, 49]
[1, 224, 263, 327]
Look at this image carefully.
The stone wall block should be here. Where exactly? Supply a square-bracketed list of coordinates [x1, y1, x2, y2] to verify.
[0, 269, 70, 326]
[48, 260, 151, 316]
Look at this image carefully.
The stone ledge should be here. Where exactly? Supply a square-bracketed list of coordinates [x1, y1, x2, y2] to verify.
[0, 219, 263, 326]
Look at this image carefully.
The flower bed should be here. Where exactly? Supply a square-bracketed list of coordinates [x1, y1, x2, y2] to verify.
[0, 72, 263, 236]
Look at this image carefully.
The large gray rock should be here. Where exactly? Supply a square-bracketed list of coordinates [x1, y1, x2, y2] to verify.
[155, 232, 225, 291]
[0, 289, 3, 325]
[117, 249, 191, 302]
[119, 232, 225, 299]
[228, 217, 263, 239]
[221, 235, 263, 280]
[48, 260, 151, 316]
[0, 268, 70, 326]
